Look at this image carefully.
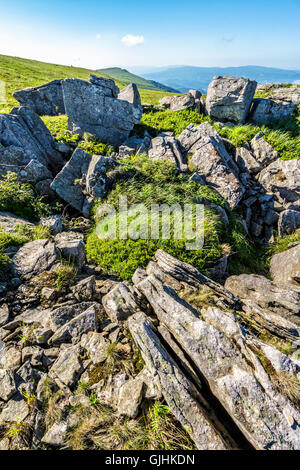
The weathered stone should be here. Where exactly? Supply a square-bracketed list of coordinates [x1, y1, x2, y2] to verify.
[0, 347, 22, 370]
[250, 86, 300, 124]
[81, 332, 109, 364]
[234, 147, 262, 174]
[102, 282, 146, 322]
[270, 244, 300, 285]
[148, 134, 188, 172]
[89, 74, 119, 97]
[258, 158, 300, 204]
[50, 345, 84, 388]
[13, 80, 65, 116]
[0, 212, 34, 234]
[118, 83, 143, 117]
[71, 276, 96, 302]
[250, 133, 278, 168]
[19, 158, 53, 182]
[278, 210, 300, 236]
[51, 148, 119, 217]
[55, 231, 86, 269]
[0, 304, 9, 327]
[48, 304, 97, 345]
[62, 78, 142, 146]
[21, 346, 44, 367]
[12, 239, 59, 280]
[48, 302, 96, 331]
[0, 392, 29, 424]
[159, 92, 197, 112]
[41, 215, 63, 235]
[117, 375, 144, 418]
[41, 421, 68, 447]
[0, 369, 17, 401]
[206, 76, 257, 124]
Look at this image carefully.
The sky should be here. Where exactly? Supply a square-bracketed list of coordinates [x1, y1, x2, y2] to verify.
[0, 0, 300, 70]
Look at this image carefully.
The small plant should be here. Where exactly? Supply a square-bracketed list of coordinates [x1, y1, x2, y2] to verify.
[89, 392, 99, 407]
[55, 260, 77, 290]
[7, 421, 26, 438]
[22, 390, 36, 407]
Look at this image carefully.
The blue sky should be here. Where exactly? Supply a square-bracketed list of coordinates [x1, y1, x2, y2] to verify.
[1, 0, 300, 70]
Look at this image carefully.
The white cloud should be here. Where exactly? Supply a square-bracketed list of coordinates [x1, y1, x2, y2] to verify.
[96, 34, 101, 40]
[121, 34, 144, 47]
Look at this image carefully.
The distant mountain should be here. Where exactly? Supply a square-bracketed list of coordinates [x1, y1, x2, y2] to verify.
[97, 67, 180, 93]
[140, 65, 300, 93]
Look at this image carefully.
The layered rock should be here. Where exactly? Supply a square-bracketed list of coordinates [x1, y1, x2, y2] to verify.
[270, 243, 300, 285]
[250, 85, 300, 124]
[13, 80, 65, 116]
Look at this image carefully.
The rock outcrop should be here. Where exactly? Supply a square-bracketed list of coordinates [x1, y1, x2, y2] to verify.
[250, 84, 300, 124]
[270, 243, 300, 285]
[13, 80, 65, 116]
[159, 90, 203, 113]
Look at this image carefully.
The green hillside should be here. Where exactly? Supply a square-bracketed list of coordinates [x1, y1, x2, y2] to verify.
[0, 55, 176, 113]
[97, 67, 180, 93]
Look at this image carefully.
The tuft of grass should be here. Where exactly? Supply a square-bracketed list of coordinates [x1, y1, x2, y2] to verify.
[55, 260, 77, 291]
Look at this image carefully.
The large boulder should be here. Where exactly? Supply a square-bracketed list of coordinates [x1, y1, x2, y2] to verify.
[51, 148, 119, 217]
[278, 210, 300, 236]
[159, 92, 201, 112]
[270, 243, 300, 285]
[12, 239, 59, 280]
[13, 80, 65, 116]
[0, 107, 64, 171]
[206, 76, 257, 124]
[118, 83, 143, 117]
[258, 158, 300, 205]
[62, 78, 142, 146]
[250, 85, 300, 124]
[89, 74, 119, 97]
[250, 132, 278, 169]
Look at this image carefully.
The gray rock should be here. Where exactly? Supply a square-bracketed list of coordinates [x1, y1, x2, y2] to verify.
[41, 215, 63, 235]
[278, 210, 300, 236]
[50, 345, 83, 388]
[71, 276, 96, 302]
[117, 374, 144, 419]
[13, 80, 65, 116]
[206, 76, 257, 124]
[0, 392, 29, 424]
[89, 74, 120, 97]
[250, 86, 300, 125]
[0, 304, 9, 327]
[51, 148, 119, 217]
[270, 244, 300, 285]
[159, 92, 198, 112]
[48, 304, 97, 345]
[41, 421, 68, 447]
[0, 212, 34, 234]
[62, 78, 142, 146]
[148, 135, 187, 172]
[102, 282, 145, 322]
[234, 147, 262, 174]
[250, 133, 278, 169]
[55, 231, 86, 269]
[80, 332, 109, 364]
[189, 172, 206, 186]
[48, 302, 96, 331]
[12, 239, 59, 280]
[19, 158, 53, 182]
[0, 369, 17, 401]
[118, 83, 143, 117]
[258, 158, 300, 204]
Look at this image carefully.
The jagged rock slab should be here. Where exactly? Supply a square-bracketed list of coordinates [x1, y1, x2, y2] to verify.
[206, 76, 257, 124]
[148, 134, 188, 172]
[12, 239, 59, 281]
[270, 244, 300, 286]
[49, 345, 83, 388]
[102, 281, 146, 322]
[250, 132, 278, 169]
[128, 311, 232, 450]
[13, 80, 65, 116]
[62, 78, 142, 146]
[0, 212, 34, 233]
[234, 147, 262, 174]
[278, 210, 300, 236]
[118, 83, 143, 117]
[54, 231, 86, 269]
[80, 332, 109, 364]
[89, 74, 120, 97]
[137, 273, 300, 449]
[0, 392, 29, 424]
[159, 92, 200, 112]
[258, 158, 300, 205]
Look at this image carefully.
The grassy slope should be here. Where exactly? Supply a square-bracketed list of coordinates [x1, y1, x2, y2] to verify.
[0, 55, 177, 113]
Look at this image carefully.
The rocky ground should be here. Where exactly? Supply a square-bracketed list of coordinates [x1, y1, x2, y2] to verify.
[0, 74, 299, 450]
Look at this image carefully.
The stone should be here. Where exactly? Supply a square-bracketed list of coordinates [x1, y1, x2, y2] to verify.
[0, 369, 17, 401]
[118, 83, 143, 116]
[48, 304, 97, 345]
[41, 421, 68, 447]
[89, 74, 119, 97]
[0, 347, 22, 370]
[0, 212, 34, 234]
[80, 332, 109, 364]
[41, 215, 63, 235]
[0, 107, 64, 171]
[19, 158, 53, 182]
[0, 393, 29, 424]
[47, 302, 96, 331]
[234, 147, 262, 174]
[270, 244, 300, 285]
[22, 346, 44, 367]
[117, 375, 144, 419]
[250, 133, 278, 169]
[50, 345, 84, 388]
[258, 158, 300, 205]
[62, 78, 142, 146]
[55, 231, 86, 269]
[0, 304, 9, 327]
[250, 86, 300, 125]
[35, 179, 57, 200]
[278, 210, 300, 236]
[189, 172, 206, 186]
[102, 282, 146, 322]
[159, 92, 197, 112]
[206, 76, 257, 124]
[13, 80, 65, 116]
[51, 148, 119, 217]
[12, 239, 59, 280]
[148, 134, 188, 172]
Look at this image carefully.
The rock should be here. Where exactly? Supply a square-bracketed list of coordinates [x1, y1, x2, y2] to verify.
[41, 215, 63, 235]
[117, 375, 144, 419]
[102, 282, 146, 322]
[250, 133, 278, 169]
[0, 392, 29, 424]
[148, 134, 188, 172]
[159, 92, 198, 112]
[0, 347, 22, 370]
[35, 179, 57, 200]
[119, 132, 151, 158]
[0, 369, 17, 401]
[234, 147, 262, 174]
[270, 244, 300, 285]
[12, 239, 59, 280]
[89, 74, 119, 97]
[189, 172, 206, 186]
[22, 346, 44, 367]
[50, 345, 84, 388]
[81, 332, 109, 364]
[48, 304, 97, 345]
[0, 304, 9, 327]
[258, 158, 300, 205]
[225, 274, 300, 321]
[278, 210, 300, 236]
[206, 76, 257, 124]
[55, 231, 86, 269]
[13, 80, 65, 116]
[51, 148, 119, 217]
[62, 78, 142, 146]
[71, 276, 96, 302]
[250, 86, 300, 124]
[15, 361, 42, 395]
[19, 158, 53, 182]
[48, 302, 97, 331]
[0, 212, 34, 233]
[118, 83, 143, 116]
[41, 421, 68, 447]
[128, 312, 232, 450]
[0, 107, 64, 171]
